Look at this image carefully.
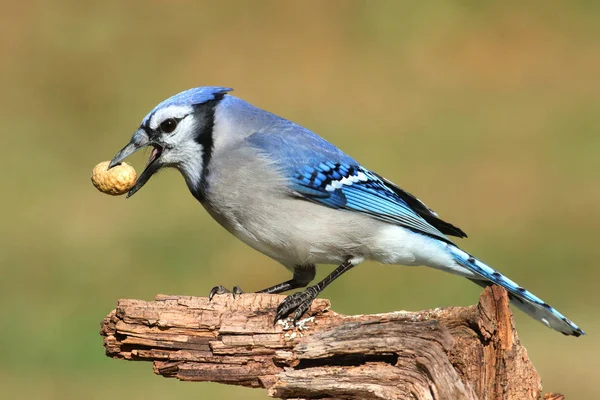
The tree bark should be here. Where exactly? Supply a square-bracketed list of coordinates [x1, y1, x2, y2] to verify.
[100, 286, 559, 400]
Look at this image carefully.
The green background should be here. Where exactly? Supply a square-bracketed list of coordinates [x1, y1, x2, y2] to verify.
[2, 1, 598, 398]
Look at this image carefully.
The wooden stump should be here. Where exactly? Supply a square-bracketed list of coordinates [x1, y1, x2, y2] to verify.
[100, 286, 559, 399]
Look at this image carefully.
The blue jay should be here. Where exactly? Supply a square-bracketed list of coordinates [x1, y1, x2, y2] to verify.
[109, 86, 584, 337]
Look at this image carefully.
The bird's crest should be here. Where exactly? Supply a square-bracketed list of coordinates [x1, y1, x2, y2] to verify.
[142, 86, 232, 126]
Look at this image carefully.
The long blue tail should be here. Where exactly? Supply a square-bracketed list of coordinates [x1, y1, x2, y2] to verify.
[448, 246, 584, 337]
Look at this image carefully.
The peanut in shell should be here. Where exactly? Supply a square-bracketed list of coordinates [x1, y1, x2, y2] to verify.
[91, 161, 137, 196]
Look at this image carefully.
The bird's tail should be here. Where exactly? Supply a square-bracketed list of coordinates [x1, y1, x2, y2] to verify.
[448, 246, 584, 337]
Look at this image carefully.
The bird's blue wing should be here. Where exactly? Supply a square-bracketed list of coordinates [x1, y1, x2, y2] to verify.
[247, 129, 460, 243]
[291, 162, 452, 242]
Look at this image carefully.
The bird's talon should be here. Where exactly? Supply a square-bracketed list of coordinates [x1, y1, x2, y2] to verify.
[273, 288, 318, 325]
[292, 301, 311, 324]
[209, 285, 229, 301]
[232, 285, 244, 298]
[209, 285, 244, 301]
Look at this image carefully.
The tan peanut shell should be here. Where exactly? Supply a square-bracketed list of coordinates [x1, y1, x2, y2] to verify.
[91, 161, 137, 196]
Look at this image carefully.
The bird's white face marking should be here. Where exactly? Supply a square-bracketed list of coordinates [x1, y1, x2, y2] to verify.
[148, 105, 194, 130]
[138, 99, 222, 197]
[150, 111, 206, 192]
[159, 115, 201, 163]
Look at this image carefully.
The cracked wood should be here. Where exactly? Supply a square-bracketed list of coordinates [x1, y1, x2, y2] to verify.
[101, 286, 553, 400]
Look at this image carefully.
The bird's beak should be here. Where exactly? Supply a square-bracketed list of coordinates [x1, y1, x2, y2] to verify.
[109, 129, 163, 198]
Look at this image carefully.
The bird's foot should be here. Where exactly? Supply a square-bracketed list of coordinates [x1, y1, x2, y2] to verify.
[208, 285, 243, 301]
[274, 286, 319, 325]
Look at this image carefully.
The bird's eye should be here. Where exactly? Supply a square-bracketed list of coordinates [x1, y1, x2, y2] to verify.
[160, 118, 178, 134]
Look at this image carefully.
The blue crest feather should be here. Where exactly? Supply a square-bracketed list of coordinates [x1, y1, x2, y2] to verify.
[142, 86, 232, 125]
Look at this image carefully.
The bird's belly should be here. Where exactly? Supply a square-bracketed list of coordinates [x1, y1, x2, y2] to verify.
[202, 203, 299, 265]
[231, 218, 355, 267]
[205, 194, 458, 270]
[205, 198, 376, 267]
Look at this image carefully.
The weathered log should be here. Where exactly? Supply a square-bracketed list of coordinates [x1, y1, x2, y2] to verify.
[100, 286, 561, 399]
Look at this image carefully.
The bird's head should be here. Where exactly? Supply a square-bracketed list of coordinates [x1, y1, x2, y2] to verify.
[109, 86, 232, 198]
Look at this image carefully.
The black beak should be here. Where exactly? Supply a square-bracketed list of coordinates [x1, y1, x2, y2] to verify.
[109, 129, 163, 198]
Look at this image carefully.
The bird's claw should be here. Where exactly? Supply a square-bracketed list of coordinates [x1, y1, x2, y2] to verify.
[274, 286, 319, 325]
[208, 285, 244, 301]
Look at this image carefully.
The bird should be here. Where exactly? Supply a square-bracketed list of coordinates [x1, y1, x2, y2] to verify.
[109, 86, 584, 337]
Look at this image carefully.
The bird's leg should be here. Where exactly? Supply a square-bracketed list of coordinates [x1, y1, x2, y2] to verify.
[274, 259, 356, 324]
[256, 264, 316, 294]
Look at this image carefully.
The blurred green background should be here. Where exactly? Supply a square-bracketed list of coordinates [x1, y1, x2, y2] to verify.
[1, 1, 598, 398]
